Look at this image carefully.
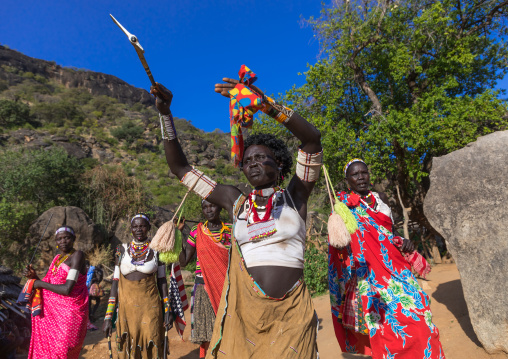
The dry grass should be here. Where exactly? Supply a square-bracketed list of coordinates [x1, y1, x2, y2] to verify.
[87, 245, 114, 267]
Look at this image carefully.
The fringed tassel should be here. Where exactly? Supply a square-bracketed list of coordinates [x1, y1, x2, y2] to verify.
[159, 228, 182, 264]
[150, 220, 176, 253]
[150, 172, 202, 254]
[323, 164, 355, 248]
[334, 201, 358, 234]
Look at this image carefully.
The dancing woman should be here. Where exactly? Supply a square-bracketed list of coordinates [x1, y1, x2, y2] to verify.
[23, 226, 88, 359]
[179, 200, 231, 358]
[103, 214, 171, 358]
[150, 71, 322, 357]
[328, 159, 444, 359]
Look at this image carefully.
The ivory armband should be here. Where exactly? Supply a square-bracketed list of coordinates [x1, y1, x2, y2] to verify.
[157, 264, 166, 278]
[296, 148, 323, 182]
[113, 266, 120, 281]
[159, 113, 177, 140]
[66, 269, 79, 282]
[180, 168, 217, 199]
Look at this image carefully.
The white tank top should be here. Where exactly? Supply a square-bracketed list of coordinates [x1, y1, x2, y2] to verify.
[119, 243, 158, 275]
[234, 191, 306, 269]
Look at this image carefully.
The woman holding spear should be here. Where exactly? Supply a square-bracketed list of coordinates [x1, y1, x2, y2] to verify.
[150, 64, 322, 358]
[22, 226, 88, 359]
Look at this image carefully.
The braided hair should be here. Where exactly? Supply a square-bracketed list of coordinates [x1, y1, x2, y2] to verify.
[241, 133, 293, 180]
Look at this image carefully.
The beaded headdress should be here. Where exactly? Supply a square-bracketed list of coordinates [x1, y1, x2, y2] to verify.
[55, 226, 75, 236]
[343, 158, 366, 176]
[130, 214, 150, 224]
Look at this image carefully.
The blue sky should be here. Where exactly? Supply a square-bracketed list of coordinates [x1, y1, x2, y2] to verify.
[0, 0, 325, 132]
[1, 1, 506, 133]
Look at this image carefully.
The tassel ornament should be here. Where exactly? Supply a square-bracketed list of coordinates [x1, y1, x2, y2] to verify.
[323, 164, 356, 248]
[150, 173, 202, 253]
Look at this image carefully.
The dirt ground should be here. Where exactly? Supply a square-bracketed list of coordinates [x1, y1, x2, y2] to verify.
[80, 263, 508, 359]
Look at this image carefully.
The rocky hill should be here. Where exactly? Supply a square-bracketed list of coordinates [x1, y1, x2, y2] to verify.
[0, 45, 152, 105]
[0, 45, 243, 209]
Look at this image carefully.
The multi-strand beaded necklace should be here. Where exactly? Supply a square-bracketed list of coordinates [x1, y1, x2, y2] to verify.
[202, 221, 230, 243]
[128, 240, 150, 265]
[52, 249, 75, 273]
[245, 186, 281, 241]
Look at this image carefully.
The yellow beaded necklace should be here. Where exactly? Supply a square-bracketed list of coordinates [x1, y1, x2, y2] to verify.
[52, 249, 75, 273]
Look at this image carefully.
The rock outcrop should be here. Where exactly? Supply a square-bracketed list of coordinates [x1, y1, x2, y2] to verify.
[0, 45, 153, 106]
[424, 131, 508, 354]
[28, 206, 105, 268]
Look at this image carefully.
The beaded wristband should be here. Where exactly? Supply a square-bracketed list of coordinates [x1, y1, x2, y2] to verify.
[159, 113, 177, 140]
[163, 297, 170, 313]
[105, 297, 116, 321]
[261, 95, 294, 124]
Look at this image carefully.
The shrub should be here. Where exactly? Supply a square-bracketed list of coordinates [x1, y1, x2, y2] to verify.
[303, 244, 329, 297]
[111, 121, 144, 144]
[81, 166, 152, 232]
[0, 147, 84, 214]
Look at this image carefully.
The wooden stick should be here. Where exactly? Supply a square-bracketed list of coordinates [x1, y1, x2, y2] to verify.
[322, 165, 335, 211]
[28, 213, 54, 266]
[171, 174, 203, 222]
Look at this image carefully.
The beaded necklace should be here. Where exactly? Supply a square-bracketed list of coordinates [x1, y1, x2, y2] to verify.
[245, 187, 282, 241]
[52, 249, 75, 273]
[202, 221, 230, 243]
[128, 240, 150, 265]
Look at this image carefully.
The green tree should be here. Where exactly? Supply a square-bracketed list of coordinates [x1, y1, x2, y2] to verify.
[257, 0, 508, 236]
[0, 99, 33, 128]
[0, 147, 84, 214]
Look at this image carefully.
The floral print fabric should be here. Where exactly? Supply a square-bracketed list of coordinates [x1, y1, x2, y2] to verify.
[328, 192, 445, 359]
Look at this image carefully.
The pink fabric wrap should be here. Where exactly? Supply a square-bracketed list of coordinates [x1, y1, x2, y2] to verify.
[28, 255, 89, 359]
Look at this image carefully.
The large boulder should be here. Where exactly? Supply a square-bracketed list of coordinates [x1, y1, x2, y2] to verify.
[424, 131, 508, 354]
[28, 206, 104, 268]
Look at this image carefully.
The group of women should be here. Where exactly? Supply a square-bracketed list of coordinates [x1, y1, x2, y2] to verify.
[22, 70, 445, 359]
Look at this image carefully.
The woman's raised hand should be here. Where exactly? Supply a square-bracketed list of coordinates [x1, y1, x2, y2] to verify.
[150, 83, 173, 115]
[214, 77, 264, 98]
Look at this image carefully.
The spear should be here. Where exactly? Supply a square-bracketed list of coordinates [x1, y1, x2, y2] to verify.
[110, 14, 157, 87]
[28, 213, 53, 266]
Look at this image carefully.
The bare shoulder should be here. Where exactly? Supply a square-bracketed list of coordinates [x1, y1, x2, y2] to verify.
[377, 191, 390, 204]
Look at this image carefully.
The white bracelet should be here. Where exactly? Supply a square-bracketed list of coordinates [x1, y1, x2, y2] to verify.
[113, 266, 120, 281]
[159, 113, 177, 140]
[66, 269, 79, 282]
[180, 168, 217, 199]
[296, 149, 323, 182]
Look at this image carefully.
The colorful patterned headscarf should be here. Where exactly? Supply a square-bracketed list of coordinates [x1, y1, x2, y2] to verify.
[229, 65, 265, 167]
[343, 158, 367, 176]
[55, 226, 75, 236]
[130, 214, 150, 224]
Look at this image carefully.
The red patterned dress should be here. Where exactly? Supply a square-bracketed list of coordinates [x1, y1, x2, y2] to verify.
[328, 191, 444, 359]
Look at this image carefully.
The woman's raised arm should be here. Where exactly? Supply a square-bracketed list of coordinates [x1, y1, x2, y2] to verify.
[150, 84, 241, 216]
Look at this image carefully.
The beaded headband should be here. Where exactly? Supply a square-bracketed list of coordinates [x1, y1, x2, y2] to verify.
[130, 214, 150, 224]
[55, 226, 75, 236]
[343, 158, 366, 176]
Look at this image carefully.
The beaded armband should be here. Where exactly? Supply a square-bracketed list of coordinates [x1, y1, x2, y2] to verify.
[296, 148, 323, 182]
[105, 297, 116, 320]
[163, 297, 170, 314]
[159, 113, 177, 140]
[261, 95, 294, 124]
[180, 168, 216, 199]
